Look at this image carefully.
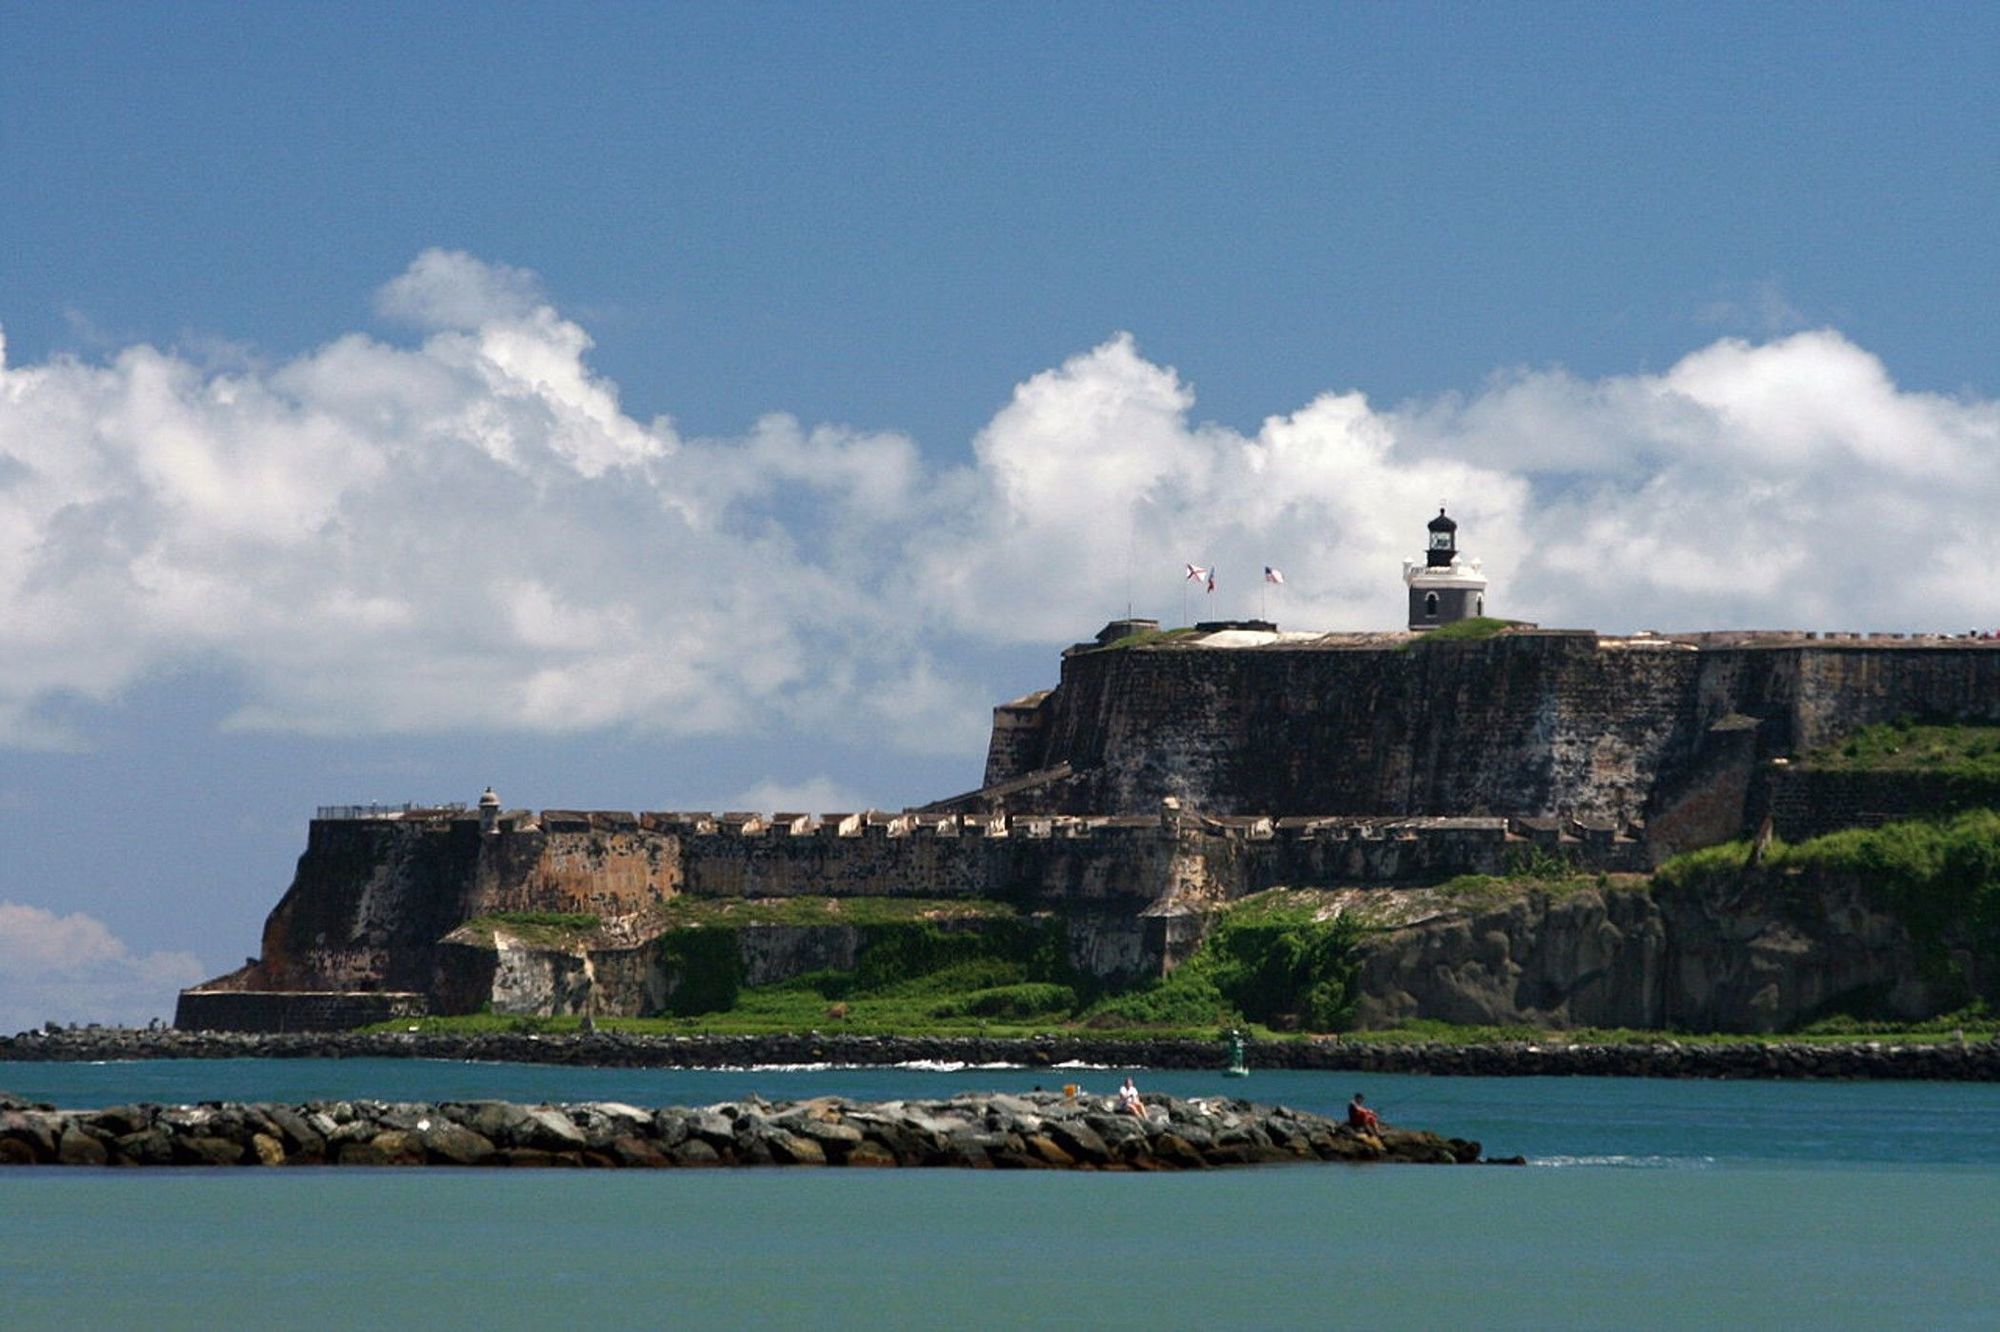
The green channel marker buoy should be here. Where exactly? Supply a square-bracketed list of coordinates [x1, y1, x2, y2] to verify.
[1222, 1027, 1250, 1078]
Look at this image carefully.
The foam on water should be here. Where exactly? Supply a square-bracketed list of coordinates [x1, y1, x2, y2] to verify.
[1535, 1153, 1716, 1169]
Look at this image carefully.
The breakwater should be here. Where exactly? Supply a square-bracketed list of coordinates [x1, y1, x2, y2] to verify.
[0, 1088, 1491, 1169]
[7, 1027, 1997, 1080]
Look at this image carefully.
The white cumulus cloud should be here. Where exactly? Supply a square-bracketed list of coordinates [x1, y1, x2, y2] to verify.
[2, 252, 1997, 755]
[0, 902, 204, 1034]
[728, 776, 872, 815]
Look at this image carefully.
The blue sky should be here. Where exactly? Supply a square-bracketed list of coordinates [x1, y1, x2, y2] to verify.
[2, 4, 1997, 1026]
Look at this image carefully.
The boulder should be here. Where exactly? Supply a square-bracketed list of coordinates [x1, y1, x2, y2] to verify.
[417, 1121, 495, 1166]
[0, 1110, 59, 1162]
[670, 1138, 724, 1167]
[57, 1128, 110, 1166]
[1046, 1118, 1110, 1165]
[607, 1135, 669, 1168]
[841, 1141, 900, 1167]
[177, 1135, 247, 1166]
[517, 1107, 589, 1152]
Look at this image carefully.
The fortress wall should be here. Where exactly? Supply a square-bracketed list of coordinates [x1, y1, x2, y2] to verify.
[253, 817, 488, 994]
[1029, 635, 1709, 822]
[1791, 645, 2000, 752]
[194, 808, 1653, 1026]
[174, 989, 428, 1034]
[982, 693, 1053, 787]
[670, 818, 1182, 904]
[999, 636, 2000, 834]
[1767, 767, 1986, 842]
[468, 818, 680, 919]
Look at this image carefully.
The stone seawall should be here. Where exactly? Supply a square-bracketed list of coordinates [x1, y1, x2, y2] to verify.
[172, 990, 427, 1034]
[0, 1089, 1492, 1169]
[9, 1028, 1996, 1080]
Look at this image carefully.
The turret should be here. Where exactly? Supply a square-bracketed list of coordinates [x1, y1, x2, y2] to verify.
[1403, 506, 1488, 630]
[479, 786, 502, 835]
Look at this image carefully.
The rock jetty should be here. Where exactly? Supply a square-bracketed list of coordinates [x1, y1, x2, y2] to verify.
[5, 1026, 1998, 1080]
[0, 1089, 1500, 1169]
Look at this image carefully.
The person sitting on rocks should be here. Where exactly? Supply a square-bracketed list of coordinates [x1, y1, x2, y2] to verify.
[1118, 1076, 1146, 1117]
[1347, 1093, 1381, 1133]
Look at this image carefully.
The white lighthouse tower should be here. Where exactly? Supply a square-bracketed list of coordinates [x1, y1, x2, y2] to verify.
[1402, 506, 1488, 630]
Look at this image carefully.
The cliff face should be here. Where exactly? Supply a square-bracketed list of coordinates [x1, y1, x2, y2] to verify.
[1346, 867, 1979, 1033]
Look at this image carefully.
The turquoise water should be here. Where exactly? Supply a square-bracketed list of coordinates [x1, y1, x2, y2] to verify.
[5, 1061, 2000, 1328]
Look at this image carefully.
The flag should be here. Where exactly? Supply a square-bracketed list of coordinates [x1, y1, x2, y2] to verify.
[1207, 570, 1216, 593]
[1264, 566, 1285, 585]
[1185, 563, 1209, 582]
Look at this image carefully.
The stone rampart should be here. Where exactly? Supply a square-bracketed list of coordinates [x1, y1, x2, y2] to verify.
[185, 803, 1649, 1027]
[972, 631, 2000, 846]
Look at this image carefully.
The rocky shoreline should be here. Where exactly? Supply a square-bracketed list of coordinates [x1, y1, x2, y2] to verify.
[5, 1026, 1998, 1079]
[0, 1088, 1500, 1169]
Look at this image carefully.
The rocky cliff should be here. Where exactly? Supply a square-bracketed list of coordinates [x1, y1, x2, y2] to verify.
[1341, 863, 1985, 1033]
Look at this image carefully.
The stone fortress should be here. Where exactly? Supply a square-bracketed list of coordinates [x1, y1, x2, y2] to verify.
[178, 511, 2000, 1032]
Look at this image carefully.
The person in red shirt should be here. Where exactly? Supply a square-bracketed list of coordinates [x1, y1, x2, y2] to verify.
[1347, 1093, 1381, 1132]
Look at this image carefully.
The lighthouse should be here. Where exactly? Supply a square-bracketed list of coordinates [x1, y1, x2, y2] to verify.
[1402, 506, 1488, 630]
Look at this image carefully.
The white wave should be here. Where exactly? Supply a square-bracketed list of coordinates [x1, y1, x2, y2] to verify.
[707, 1062, 841, 1072]
[1534, 1154, 1716, 1170]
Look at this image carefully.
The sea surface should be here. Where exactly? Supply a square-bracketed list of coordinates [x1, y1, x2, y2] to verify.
[4, 1060, 1998, 1329]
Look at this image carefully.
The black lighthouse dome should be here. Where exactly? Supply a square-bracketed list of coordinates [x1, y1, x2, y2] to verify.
[1426, 506, 1458, 568]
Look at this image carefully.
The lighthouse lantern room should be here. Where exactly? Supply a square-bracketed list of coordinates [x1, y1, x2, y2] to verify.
[1403, 506, 1489, 630]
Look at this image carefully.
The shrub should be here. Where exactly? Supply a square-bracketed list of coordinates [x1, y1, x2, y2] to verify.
[657, 927, 742, 1016]
[1080, 970, 1237, 1028]
[932, 983, 1078, 1020]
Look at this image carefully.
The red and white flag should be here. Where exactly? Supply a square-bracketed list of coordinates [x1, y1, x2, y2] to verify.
[1185, 563, 1210, 583]
[1264, 566, 1285, 586]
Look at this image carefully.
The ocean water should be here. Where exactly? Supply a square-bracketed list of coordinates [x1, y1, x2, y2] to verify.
[5, 1061, 1999, 1329]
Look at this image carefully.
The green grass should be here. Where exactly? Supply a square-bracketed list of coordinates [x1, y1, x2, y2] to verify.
[1804, 720, 2000, 777]
[653, 896, 1015, 928]
[454, 912, 603, 947]
[1090, 626, 1205, 652]
[1403, 616, 1525, 647]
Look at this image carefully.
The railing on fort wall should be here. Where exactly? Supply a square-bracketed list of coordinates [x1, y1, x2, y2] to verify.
[314, 802, 468, 821]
